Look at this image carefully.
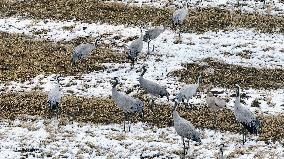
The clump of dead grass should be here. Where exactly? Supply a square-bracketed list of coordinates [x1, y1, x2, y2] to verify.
[1, 1, 283, 33]
[169, 58, 284, 89]
[0, 32, 127, 82]
[1, 91, 284, 141]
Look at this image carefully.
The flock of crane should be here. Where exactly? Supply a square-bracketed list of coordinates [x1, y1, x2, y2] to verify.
[46, 3, 261, 157]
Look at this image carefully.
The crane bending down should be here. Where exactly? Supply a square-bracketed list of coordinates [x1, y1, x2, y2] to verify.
[71, 36, 101, 65]
[234, 84, 261, 145]
[139, 66, 169, 111]
[175, 75, 201, 109]
[205, 84, 227, 128]
[127, 28, 143, 67]
[111, 77, 144, 131]
[173, 100, 201, 157]
[47, 77, 61, 118]
[143, 26, 165, 54]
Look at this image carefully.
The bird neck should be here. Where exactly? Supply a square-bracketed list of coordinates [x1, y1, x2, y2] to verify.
[141, 68, 146, 76]
[112, 79, 118, 88]
[172, 110, 180, 121]
[197, 76, 201, 86]
[235, 86, 241, 106]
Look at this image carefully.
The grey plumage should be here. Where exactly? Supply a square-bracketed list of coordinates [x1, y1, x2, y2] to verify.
[71, 36, 101, 65]
[47, 78, 61, 117]
[143, 26, 165, 54]
[128, 29, 143, 67]
[205, 91, 227, 128]
[234, 84, 261, 144]
[139, 66, 169, 110]
[111, 77, 144, 131]
[172, 101, 201, 156]
[175, 75, 201, 108]
[172, 5, 188, 28]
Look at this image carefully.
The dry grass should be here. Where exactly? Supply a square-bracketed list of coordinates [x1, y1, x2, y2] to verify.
[169, 58, 284, 89]
[0, 32, 127, 82]
[1, 91, 284, 142]
[0, 1, 283, 33]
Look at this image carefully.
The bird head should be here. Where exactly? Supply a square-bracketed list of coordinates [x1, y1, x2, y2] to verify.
[192, 133, 201, 143]
[197, 74, 202, 84]
[171, 99, 178, 112]
[110, 77, 119, 88]
[235, 84, 240, 97]
[160, 87, 170, 101]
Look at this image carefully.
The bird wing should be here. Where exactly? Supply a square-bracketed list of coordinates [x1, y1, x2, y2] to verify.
[213, 97, 226, 108]
[139, 77, 163, 96]
[48, 84, 61, 103]
[73, 44, 95, 59]
[175, 117, 197, 139]
[172, 8, 188, 24]
[235, 103, 257, 124]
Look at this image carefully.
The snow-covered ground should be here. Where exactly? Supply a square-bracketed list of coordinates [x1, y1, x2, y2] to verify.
[106, 0, 284, 16]
[0, 17, 283, 115]
[1, 117, 284, 159]
[1, 0, 284, 157]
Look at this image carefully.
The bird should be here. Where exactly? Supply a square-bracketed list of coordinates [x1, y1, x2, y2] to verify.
[172, 100, 201, 157]
[111, 77, 144, 132]
[143, 26, 165, 54]
[71, 36, 101, 65]
[139, 66, 169, 111]
[205, 84, 227, 128]
[175, 74, 202, 109]
[47, 77, 61, 118]
[234, 84, 261, 145]
[172, 3, 188, 38]
[127, 28, 143, 67]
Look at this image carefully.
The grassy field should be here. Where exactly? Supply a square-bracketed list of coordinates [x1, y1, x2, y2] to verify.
[0, 0, 283, 33]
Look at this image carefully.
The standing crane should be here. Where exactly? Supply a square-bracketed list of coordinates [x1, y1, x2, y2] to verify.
[172, 3, 188, 39]
[175, 74, 202, 109]
[111, 77, 144, 131]
[139, 66, 169, 111]
[143, 26, 165, 54]
[127, 28, 143, 67]
[71, 36, 101, 65]
[234, 84, 261, 145]
[172, 100, 201, 157]
[47, 77, 61, 118]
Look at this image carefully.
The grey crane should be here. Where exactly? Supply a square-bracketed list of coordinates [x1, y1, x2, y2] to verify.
[172, 100, 201, 157]
[175, 75, 201, 109]
[172, 3, 188, 40]
[71, 36, 101, 65]
[47, 77, 61, 118]
[111, 77, 144, 131]
[205, 84, 227, 128]
[139, 66, 169, 111]
[234, 84, 261, 145]
[143, 26, 165, 54]
[127, 28, 144, 67]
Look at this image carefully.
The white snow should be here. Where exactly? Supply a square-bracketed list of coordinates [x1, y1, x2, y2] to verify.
[0, 1, 284, 157]
[0, 117, 283, 159]
[0, 17, 283, 115]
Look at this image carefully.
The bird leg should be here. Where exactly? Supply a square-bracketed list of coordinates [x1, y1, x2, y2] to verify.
[242, 126, 246, 145]
[128, 114, 131, 132]
[150, 98, 155, 112]
[123, 112, 127, 132]
[147, 41, 150, 54]
[214, 111, 217, 129]
[152, 44, 155, 53]
[140, 110, 144, 123]
[182, 137, 186, 157]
